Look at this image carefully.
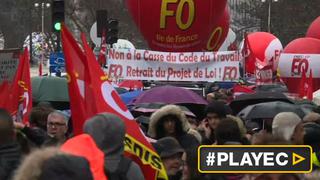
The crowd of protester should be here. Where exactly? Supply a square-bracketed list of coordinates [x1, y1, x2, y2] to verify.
[1, 85, 320, 180]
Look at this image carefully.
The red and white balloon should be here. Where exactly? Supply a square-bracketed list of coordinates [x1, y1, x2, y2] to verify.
[243, 32, 283, 74]
[279, 37, 320, 93]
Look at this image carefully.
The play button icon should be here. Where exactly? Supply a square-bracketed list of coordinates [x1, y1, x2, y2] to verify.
[293, 153, 306, 166]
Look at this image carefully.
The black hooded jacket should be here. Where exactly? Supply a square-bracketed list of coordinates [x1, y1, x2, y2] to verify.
[148, 105, 201, 150]
[83, 113, 145, 180]
[0, 142, 21, 180]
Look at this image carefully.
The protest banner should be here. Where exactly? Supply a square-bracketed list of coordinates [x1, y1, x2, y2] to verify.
[107, 49, 240, 82]
[0, 49, 20, 83]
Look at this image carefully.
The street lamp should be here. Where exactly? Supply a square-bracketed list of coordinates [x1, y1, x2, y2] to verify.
[261, 0, 278, 33]
[34, 2, 50, 76]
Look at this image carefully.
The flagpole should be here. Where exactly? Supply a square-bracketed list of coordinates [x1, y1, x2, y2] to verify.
[242, 32, 247, 81]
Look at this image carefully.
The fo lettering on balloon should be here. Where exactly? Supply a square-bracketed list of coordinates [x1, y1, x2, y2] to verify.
[126, 0, 228, 52]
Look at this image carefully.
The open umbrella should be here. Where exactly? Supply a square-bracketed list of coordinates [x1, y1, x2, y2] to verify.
[238, 101, 307, 120]
[293, 99, 317, 113]
[31, 76, 128, 110]
[32, 76, 69, 102]
[32, 76, 69, 110]
[130, 103, 196, 118]
[32, 77, 128, 102]
[130, 85, 207, 105]
[130, 85, 208, 119]
[255, 84, 288, 93]
[114, 87, 129, 94]
[118, 80, 143, 89]
[230, 91, 293, 114]
[120, 90, 143, 105]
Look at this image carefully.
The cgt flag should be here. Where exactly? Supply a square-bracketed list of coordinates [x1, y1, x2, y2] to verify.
[15, 48, 32, 124]
[0, 48, 32, 124]
[61, 25, 167, 180]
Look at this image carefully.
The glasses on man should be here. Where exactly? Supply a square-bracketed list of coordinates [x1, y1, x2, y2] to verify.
[47, 122, 66, 127]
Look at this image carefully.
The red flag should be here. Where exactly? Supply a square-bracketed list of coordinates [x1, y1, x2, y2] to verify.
[17, 49, 32, 124]
[233, 84, 255, 94]
[61, 26, 167, 180]
[98, 30, 107, 66]
[0, 48, 32, 124]
[299, 68, 308, 98]
[307, 69, 314, 100]
[242, 33, 254, 75]
[233, 84, 255, 97]
[61, 25, 88, 135]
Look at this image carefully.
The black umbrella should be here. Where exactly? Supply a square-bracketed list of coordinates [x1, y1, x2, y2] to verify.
[293, 99, 317, 112]
[230, 92, 293, 114]
[238, 101, 307, 120]
[255, 84, 288, 93]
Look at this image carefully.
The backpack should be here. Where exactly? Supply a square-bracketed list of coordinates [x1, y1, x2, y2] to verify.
[105, 156, 132, 180]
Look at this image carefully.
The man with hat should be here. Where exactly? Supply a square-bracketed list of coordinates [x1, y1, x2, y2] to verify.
[152, 137, 184, 180]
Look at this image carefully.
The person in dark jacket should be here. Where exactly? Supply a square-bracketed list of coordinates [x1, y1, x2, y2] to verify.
[148, 105, 201, 151]
[215, 118, 243, 145]
[197, 101, 227, 145]
[14, 110, 69, 147]
[152, 137, 184, 180]
[83, 113, 145, 180]
[0, 108, 22, 180]
[44, 110, 69, 146]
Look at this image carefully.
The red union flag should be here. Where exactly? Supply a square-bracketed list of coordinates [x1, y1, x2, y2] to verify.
[0, 48, 32, 124]
[307, 69, 314, 101]
[61, 25, 167, 180]
[16, 49, 32, 124]
[299, 68, 308, 98]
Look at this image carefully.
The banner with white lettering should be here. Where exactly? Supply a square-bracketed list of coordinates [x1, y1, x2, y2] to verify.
[107, 49, 240, 82]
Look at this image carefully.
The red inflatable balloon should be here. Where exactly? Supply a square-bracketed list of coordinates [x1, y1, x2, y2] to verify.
[284, 37, 320, 54]
[202, 7, 230, 52]
[280, 37, 320, 94]
[244, 32, 283, 74]
[126, 0, 227, 52]
[306, 16, 320, 40]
